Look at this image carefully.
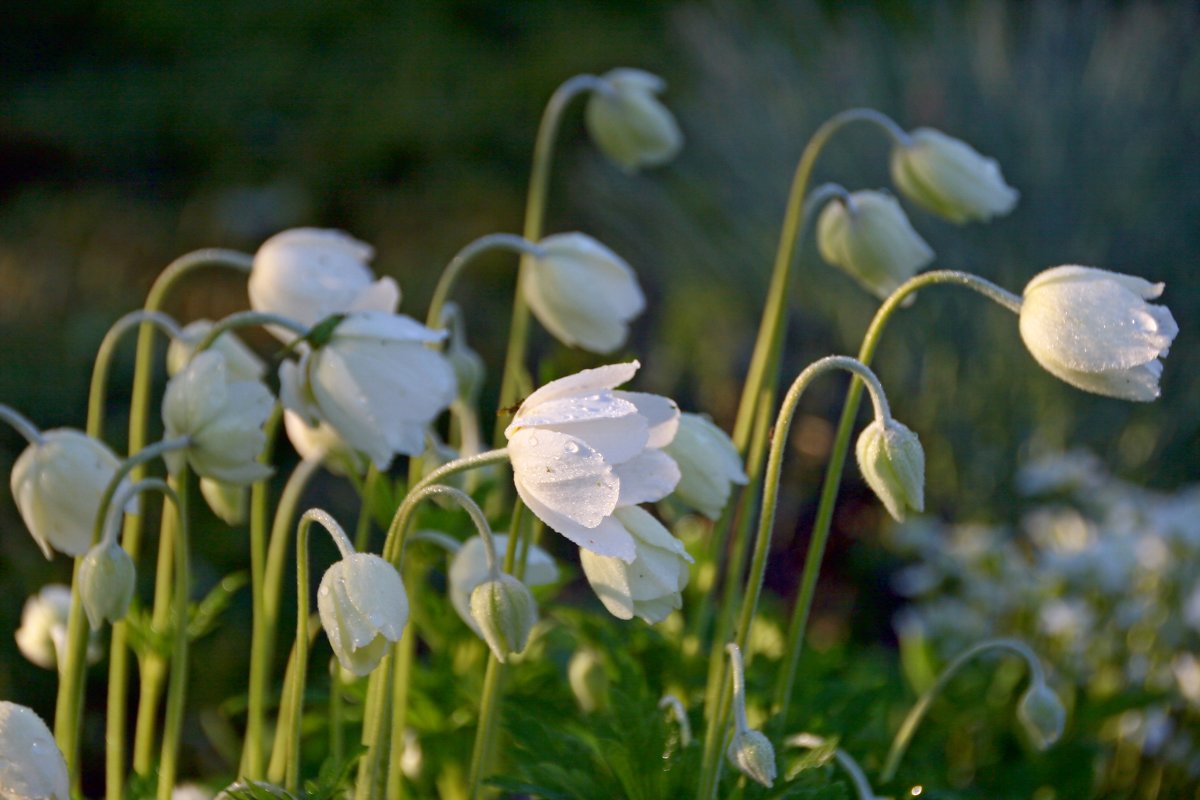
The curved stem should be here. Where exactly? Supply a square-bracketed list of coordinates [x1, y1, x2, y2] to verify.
[87, 310, 183, 439]
[726, 644, 750, 735]
[785, 734, 878, 800]
[408, 529, 464, 555]
[772, 270, 1023, 725]
[195, 310, 309, 353]
[880, 638, 1044, 783]
[155, 471, 191, 800]
[0, 404, 44, 445]
[426, 234, 546, 331]
[659, 695, 693, 748]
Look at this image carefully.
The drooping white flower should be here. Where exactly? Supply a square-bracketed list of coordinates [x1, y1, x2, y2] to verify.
[249, 228, 400, 339]
[317, 552, 408, 676]
[663, 413, 748, 519]
[15, 585, 101, 669]
[0, 701, 70, 800]
[727, 729, 777, 789]
[162, 350, 275, 485]
[78, 541, 136, 630]
[282, 410, 368, 477]
[816, 190, 935, 299]
[198, 478, 249, 526]
[578, 506, 692, 623]
[469, 573, 538, 663]
[890, 128, 1018, 223]
[1018, 266, 1178, 401]
[10, 429, 128, 558]
[585, 68, 683, 172]
[1017, 682, 1067, 751]
[523, 233, 645, 354]
[279, 312, 456, 470]
[856, 418, 925, 522]
[448, 534, 557, 634]
[505, 361, 680, 561]
[166, 319, 265, 383]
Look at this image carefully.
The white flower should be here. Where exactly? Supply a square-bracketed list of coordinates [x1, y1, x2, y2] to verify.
[249, 228, 400, 339]
[162, 350, 275, 484]
[523, 233, 645, 354]
[469, 573, 538, 663]
[662, 413, 748, 519]
[505, 361, 680, 560]
[318, 552, 408, 676]
[890, 128, 1018, 223]
[567, 649, 609, 713]
[578, 505, 692, 623]
[727, 729, 776, 788]
[198, 478, 248, 526]
[1018, 266, 1178, 401]
[448, 534, 557, 634]
[10, 429, 127, 558]
[166, 319, 265, 382]
[585, 68, 683, 172]
[79, 542, 136, 630]
[816, 190, 935, 299]
[856, 418, 925, 522]
[0, 701, 70, 800]
[15, 585, 100, 669]
[280, 312, 456, 470]
[282, 410, 367, 477]
[171, 784, 213, 800]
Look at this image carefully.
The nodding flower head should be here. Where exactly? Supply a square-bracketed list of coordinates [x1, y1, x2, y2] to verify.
[585, 68, 683, 172]
[856, 418, 925, 522]
[317, 551, 408, 676]
[890, 127, 1018, 223]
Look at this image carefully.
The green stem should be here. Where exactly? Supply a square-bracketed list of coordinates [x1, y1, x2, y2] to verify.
[354, 465, 381, 552]
[879, 638, 1045, 783]
[87, 310, 183, 439]
[426, 234, 545, 331]
[772, 270, 1022, 725]
[195, 310, 309, 353]
[697, 357, 889, 800]
[330, 657, 345, 767]
[0, 404, 45, 446]
[385, 618, 417, 800]
[267, 613, 321, 785]
[785, 734, 878, 800]
[156, 472, 191, 800]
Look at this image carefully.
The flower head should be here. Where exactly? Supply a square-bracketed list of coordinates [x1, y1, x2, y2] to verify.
[249, 228, 400, 339]
[663, 413, 748, 519]
[0, 701, 70, 800]
[317, 552, 408, 676]
[505, 361, 680, 561]
[198, 478, 249, 526]
[79, 541, 136, 630]
[280, 312, 456, 470]
[469, 573, 538, 663]
[890, 128, 1018, 223]
[282, 410, 368, 477]
[856, 418, 925, 522]
[10, 429, 127, 558]
[167, 319, 265, 383]
[816, 190, 934, 299]
[1017, 682, 1067, 750]
[1018, 266, 1178, 401]
[163, 350, 275, 484]
[579, 506, 692, 623]
[448, 534, 557, 634]
[585, 68, 683, 172]
[15, 585, 101, 669]
[524, 233, 645, 354]
[727, 729, 776, 789]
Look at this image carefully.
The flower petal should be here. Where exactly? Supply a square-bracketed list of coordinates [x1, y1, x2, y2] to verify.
[507, 429, 619, 529]
[512, 361, 640, 419]
[614, 449, 681, 506]
[614, 391, 680, 447]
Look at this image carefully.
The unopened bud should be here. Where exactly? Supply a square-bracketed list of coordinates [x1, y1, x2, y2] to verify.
[856, 418, 925, 521]
[585, 68, 683, 172]
[200, 478, 248, 526]
[1017, 682, 1066, 750]
[727, 729, 776, 788]
[79, 542, 136, 630]
[568, 649, 609, 714]
[469, 573, 537, 663]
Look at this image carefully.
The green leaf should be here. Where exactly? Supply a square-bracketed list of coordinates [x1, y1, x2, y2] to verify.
[187, 571, 249, 640]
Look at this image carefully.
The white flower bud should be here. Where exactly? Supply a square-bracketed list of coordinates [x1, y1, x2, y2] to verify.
[1017, 682, 1066, 750]
[166, 319, 265, 382]
[522, 233, 645, 354]
[249, 228, 400, 340]
[579, 506, 692, 624]
[662, 413, 748, 519]
[282, 410, 367, 477]
[0, 701, 70, 800]
[567, 649, 609, 714]
[727, 728, 776, 788]
[585, 68, 683, 172]
[890, 128, 1018, 223]
[317, 552, 408, 676]
[163, 350, 275, 485]
[449, 535, 557, 634]
[816, 190, 935, 299]
[10, 429, 127, 558]
[79, 541, 136, 630]
[856, 418, 925, 522]
[1018, 266, 1178, 402]
[15, 585, 103, 670]
[469, 573, 538, 663]
[199, 478, 249, 526]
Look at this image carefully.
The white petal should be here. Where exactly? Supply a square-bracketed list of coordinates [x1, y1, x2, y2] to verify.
[537, 415, 650, 465]
[507, 429, 618, 528]
[579, 550, 635, 620]
[614, 449, 680, 506]
[349, 276, 402, 315]
[344, 553, 408, 641]
[332, 311, 446, 344]
[614, 391, 680, 447]
[513, 361, 640, 418]
[509, 392, 639, 431]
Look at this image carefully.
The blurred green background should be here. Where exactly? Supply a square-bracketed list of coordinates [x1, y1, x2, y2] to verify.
[0, 0, 1196, 789]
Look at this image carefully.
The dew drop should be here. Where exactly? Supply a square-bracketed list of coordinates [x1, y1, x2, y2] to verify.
[528, 435, 540, 447]
[564, 441, 580, 454]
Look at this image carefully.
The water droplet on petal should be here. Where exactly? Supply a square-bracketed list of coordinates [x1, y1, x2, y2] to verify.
[564, 441, 579, 454]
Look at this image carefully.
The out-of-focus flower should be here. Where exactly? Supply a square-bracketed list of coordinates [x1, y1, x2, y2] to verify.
[727, 729, 776, 788]
[79, 541, 136, 630]
[166, 319, 264, 382]
[579, 506, 692, 623]
[1017, 682, 1067, 750]
[0, 701, 70, 800]
[199, 478, 248, 526]
[163, 351, 274, 485]
[662, 413, 747, 519]
[1018, 266, 1178, 402]
[171, 784, 213, 800]
[856, 418, 925, 522]
[890, 128, 1018, 223]
[280, 312, 456, 470]
[282, 410, 367, 477]
[505, 361, 680, 561]
[11, 429, 127, 558]
[318, 552, 408, 676]
[585, 68, 683, 172]
[469, 573, 538, 663]
[523, 233, 645, 354]
[15, 585, 101, 669]
[248, 228, 399, 339]
[816, 190, 934, 299]
[448, 534, 557, 633]
[440, 302, 486, 404]
[568, 649, 609, 714]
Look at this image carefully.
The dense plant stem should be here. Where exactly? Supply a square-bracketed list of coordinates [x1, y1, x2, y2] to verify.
[426, 233, 545, 331]
[771, 271, 1022, 725]
[155, 472, 191, 800]
[879, 638, 1045, 783]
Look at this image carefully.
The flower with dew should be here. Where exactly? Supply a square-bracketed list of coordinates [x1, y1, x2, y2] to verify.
[856, 418, 925, 522]
[0, 701, 70, 800]
[318, 551, 408, 676]
[504, 361, 680, 561]
[162, 350, 275, 484]
[890, 127, 1018, 223]
[15, 585, 102, 669]
[248, 228, 400, 339]
[523, 233, 645, 354]
[448, 534, 557, 634]
[662, 412, 748, 519]
[816, 190, 935, 299]
[280, 311, 456, 470]
[10, 428, 129, 558]
[578, 505, 692, 623]
[1018, 266, 1178, 402]
[585, 68, 683, 172]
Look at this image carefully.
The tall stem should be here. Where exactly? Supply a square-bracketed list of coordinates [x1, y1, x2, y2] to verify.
[0, 404, 45, 446]
[155, 471, 191, 800]
[87, 310, 183, 439]
[772, 271, 1022, 725]
[426, 234, 545, 331]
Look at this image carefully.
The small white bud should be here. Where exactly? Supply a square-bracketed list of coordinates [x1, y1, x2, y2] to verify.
[449, 534, 557, 634]
[856, 418, 925, 522]
[15, 585, 102, 669]
[79, 541, 136, 630]
[0, 701, 70, 800]
[469, 573, 538, 663]
[1017, 682, 1066, 750]
[317, 552, 408, 676]
[816, 190, 935, 299]
[890, 127, 1018, 223]
[727, 728, 776, 788]
[585, 68, 683, 172]
[567, 649, 609, 714]
[663, 413, 748, 519]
